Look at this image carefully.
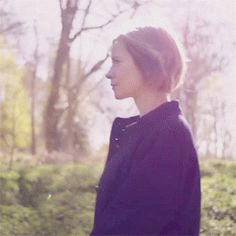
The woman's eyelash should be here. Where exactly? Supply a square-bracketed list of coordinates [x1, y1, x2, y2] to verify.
[112, 58, 121, 63]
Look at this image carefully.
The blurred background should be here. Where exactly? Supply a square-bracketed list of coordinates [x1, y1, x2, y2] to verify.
[0, 0, 236, 235]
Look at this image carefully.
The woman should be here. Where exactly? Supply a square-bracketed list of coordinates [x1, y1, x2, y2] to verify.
[90, 27, 201, 235]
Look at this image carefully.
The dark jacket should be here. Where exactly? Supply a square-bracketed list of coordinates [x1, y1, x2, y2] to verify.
[91, 101, 201, 235]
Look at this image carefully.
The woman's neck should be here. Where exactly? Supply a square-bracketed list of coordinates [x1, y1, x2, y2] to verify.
[134, 89, 169, 117]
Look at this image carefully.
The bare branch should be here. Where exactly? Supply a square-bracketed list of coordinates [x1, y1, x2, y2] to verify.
[59, 0, 64, 20]
[80, 0, 93, 30]
[33, 20, 40, 63]
[66, 53, 109, 108]
[0, 22, 22, 34]
[78, 76, 104, 104]
[84, 53, 109, 79]
[69, 7, 128, 42]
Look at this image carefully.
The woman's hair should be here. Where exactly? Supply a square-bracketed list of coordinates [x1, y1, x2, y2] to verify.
[113, 27, 186, 92]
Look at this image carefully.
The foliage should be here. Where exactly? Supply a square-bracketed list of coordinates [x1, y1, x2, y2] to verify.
[0, 170, 20, 205]
[0, 160, 103, 235]
[0, 158, 235, 235]
[200, 159, 236, 235]
[0, 39, 31, 151]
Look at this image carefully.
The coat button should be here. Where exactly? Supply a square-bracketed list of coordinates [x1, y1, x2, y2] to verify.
[121, 128, 126, 131]
[95, 185, 99, 192]
[115, 144, 120, 148]
[115, 137, 119, 141]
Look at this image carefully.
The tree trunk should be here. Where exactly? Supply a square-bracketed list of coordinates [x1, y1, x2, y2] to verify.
[45, 0, 77, 152]
[44, 37, 70, 151]
[63, 57, 75, 153]
[31, 66, 37, 154]
[8, 98, 16, 170]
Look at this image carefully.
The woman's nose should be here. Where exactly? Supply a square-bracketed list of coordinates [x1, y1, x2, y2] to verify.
[106, 68, 113, 80]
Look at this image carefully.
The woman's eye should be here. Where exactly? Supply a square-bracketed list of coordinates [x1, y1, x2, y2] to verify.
[112, 59, 121, 64]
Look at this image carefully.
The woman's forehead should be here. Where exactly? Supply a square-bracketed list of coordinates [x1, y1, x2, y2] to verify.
[111, 40, 128, 57]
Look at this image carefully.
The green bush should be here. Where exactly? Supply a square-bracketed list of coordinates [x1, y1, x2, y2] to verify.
[0, 161, 101, 235]
[0, 204, 42, 235]
[0, 159, 235, 235]
[200, 160, 236, 235]
[0, 170, 20, 205]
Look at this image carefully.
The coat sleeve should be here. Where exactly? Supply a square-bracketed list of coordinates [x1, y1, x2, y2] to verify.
[92, 125, 199, 235]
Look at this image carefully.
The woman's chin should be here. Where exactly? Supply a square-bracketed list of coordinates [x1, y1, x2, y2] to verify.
[113, 89, 129, 100]
[114, 94, 123, 100]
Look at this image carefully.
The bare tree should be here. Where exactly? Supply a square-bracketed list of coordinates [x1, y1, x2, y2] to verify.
[172, 15, 230, 142]
[0, 0, 23, 35]
[44, 0, 146, 152]
[44, 0, 79, 152]
[199, 79, 233, 159]
[29, 22, 40, 155]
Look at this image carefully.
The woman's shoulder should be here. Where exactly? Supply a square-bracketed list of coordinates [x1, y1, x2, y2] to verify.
[156, 113, 195, 144]
[139, 102, 192, 137]
[167, 113, 192, 134]
[139, 110, 196, 156]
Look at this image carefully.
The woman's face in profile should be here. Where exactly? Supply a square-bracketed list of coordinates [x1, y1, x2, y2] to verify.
[106, 39, 146, 100]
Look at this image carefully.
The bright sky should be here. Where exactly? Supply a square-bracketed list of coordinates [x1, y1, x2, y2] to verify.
[9, 0, 236, 153]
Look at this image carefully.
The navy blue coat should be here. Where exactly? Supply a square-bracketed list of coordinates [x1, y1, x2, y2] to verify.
[91, 101, 201, 235]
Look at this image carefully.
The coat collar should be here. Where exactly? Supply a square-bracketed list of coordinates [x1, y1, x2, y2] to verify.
[116, 100, 182, 130]
[138, 100, 182, 128]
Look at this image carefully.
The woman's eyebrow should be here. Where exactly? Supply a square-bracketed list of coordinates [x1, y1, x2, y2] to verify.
[111, 56, 122, 60]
